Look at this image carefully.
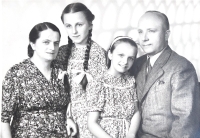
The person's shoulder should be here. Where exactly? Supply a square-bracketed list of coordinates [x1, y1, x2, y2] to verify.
[58, 44, 68, 51]
[52, 60, 65, 70]
[5, 59, 30, 76]
[136, 54, 147, 61]
[134, 54, 147, 67]
[87, 74, 104, 90]
[56, 44, 69, 61]
[91, 40, 106, 51]
[169, 50, 195, 70]
[129, 54, 147, 76]
[10, 58, 30, 69]
[90, 40, 106, 59]
[125, 74, 136, 83]
[91, 40, 99, 47]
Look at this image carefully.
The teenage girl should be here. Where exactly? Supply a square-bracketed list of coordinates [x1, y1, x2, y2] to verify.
[56, 2, 107, 138]
[87, 36, 141, 138]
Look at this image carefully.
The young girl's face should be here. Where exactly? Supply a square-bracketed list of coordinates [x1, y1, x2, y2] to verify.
[63, 11, 92, 45]
[108, 42, 137, 76]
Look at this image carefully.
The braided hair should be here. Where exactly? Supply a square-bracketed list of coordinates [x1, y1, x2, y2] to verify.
[83, 29, 92, 70]
[64, 36, 73, 68]
[61, 3, 95, 89]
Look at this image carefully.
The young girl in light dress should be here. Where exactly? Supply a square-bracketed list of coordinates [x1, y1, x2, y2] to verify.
[87, 36, 141, 138]
[56, 2, 107, 138]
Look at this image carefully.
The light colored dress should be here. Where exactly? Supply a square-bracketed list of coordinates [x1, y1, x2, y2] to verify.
[1, 59, 69, 138]
[56, 40, 107, 138]
[87, 72, 138, 138]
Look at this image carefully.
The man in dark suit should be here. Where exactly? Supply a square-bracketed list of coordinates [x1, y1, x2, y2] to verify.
[131, 11, 200, 138]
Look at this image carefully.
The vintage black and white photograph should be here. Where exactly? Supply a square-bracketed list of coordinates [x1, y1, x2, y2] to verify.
[1, 0, 200, 137]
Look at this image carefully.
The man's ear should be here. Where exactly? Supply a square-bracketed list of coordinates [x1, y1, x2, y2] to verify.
[165, 30, 170, 41]
[108, 50, 113, 60]
[30, 42, 36, 50]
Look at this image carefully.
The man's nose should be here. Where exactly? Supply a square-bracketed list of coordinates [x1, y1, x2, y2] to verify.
[141, 32, 149, 41]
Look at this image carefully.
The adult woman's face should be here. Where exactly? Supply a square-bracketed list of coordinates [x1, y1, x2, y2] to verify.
[31, 29, 60, 62]
[62, 11, 92, 45]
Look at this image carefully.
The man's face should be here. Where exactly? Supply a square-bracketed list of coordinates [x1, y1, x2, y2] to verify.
[138, 13, 168, 56]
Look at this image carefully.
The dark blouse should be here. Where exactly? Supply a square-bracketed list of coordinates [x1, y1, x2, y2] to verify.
[1, 59, 70, 138]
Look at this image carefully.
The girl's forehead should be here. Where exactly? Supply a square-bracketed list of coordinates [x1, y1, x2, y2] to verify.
[115, 41, 132, 48]
[63, 11, 87, 23]
[115, 42, 136, 52]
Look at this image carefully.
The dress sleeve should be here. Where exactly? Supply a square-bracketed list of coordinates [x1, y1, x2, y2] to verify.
[1, 67, 19, 123]
[88, 42, 107, 79]
[86, 79, 105, 112]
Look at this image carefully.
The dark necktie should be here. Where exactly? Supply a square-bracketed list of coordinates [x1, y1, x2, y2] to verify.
[146, 58, 152, 80]
[147, 58, 152, 73]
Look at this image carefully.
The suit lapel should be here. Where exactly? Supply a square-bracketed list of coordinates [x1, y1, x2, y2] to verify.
[140, 46, 172, 103]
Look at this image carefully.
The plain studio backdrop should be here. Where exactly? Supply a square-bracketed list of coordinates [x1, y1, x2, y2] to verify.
[1, 0, 200, 83]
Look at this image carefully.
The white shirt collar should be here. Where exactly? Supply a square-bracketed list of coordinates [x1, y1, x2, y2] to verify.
[147, 46, 167, 67]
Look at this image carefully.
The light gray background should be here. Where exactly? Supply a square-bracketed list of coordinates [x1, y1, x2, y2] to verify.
[1, 0, 200, 81]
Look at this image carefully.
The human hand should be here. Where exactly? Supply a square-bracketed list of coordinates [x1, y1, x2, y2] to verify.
[66, 118, 77, 137]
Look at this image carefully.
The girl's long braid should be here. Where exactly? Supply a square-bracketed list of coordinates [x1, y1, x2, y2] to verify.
[83, 29, 92, 71]
[81, 29, 92, 90]
[64, 36, 73, 93]
[65, 36, 73, 68]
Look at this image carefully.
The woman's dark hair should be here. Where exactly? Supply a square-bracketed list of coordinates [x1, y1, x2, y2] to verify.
[61, 3, 95, 90]
[107, 36, 138, 68]
[28, 22, 61, 57]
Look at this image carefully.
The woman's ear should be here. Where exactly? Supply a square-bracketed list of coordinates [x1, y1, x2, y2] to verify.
[30, 42, 36, 50]
[108, 50, 113, 60]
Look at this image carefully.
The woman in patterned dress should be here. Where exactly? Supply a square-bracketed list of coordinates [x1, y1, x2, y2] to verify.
[1, 22, 76, 138]
[56, 2, 107, 138]
[87, 36, 141, 138]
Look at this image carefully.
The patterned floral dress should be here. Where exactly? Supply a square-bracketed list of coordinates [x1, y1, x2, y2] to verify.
[87, 72, 138, 138]
[56, 40, 107, 138]
[1, 59, 70, 138]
